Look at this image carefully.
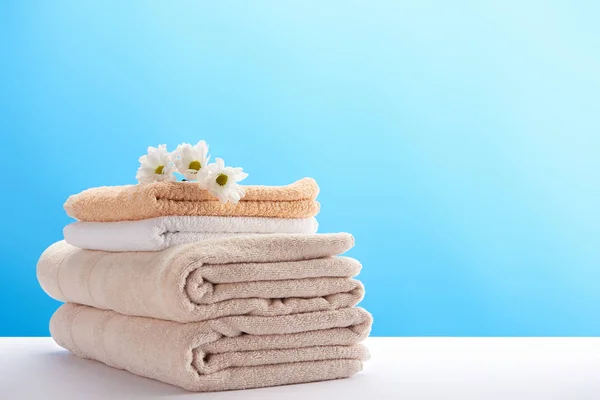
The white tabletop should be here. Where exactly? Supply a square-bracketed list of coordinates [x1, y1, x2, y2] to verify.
[1, 337, 599, 399]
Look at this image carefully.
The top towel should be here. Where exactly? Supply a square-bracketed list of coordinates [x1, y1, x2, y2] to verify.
[64, 177, 320, 222]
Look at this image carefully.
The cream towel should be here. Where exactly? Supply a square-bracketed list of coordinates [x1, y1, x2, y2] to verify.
[64, 177, 320, 222]
[51, 303, 372, 392]
[64, 216, 319, 251]
[37, 233, 364, 322]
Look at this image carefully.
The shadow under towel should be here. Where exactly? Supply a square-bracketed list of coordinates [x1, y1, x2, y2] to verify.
[37, 233, 364, 322]
[51, 304, 372, 392]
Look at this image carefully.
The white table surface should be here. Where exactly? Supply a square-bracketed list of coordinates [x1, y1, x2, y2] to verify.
[1, 337, 599, 399]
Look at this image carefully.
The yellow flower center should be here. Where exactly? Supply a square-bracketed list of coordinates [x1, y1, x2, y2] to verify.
[216, 174, 228, 186]
[188, 160, 201, 171]
[154, 165, 165, 174]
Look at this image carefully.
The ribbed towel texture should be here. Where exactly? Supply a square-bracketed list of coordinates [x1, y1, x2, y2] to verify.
[37, 234, 364, 322]
[51, 303, 371, 392]
[38, 178, 372, 392]
[63, 215, 319, 251]
[64, 177, 320, 222]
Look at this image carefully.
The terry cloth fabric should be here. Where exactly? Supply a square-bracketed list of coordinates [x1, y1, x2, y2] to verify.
[64, 177, 320, 222]
[51, 303, 372, 392]
[37, 233, 364, 322]
[63, 215, 319, 252]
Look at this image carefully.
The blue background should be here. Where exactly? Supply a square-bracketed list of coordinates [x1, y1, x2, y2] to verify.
[2, 1, 599, 336]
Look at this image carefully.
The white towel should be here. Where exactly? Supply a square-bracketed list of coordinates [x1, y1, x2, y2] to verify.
[64, 216, 318, 251]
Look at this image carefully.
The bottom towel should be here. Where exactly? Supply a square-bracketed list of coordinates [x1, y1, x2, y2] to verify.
[51, 303, 372, 392]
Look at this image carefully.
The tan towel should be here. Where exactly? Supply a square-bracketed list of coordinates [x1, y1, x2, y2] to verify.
[64, 177, 320, 222]
[37, 233, 364, 322]
[51, 303, 372, 392]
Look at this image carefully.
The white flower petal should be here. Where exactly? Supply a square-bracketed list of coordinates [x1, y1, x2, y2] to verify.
[136, 144, 175, 183]
[234, 171, 249, 182]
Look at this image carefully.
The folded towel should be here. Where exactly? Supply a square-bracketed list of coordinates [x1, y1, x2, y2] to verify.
[37, 233, 364, 322]
[51, 303, 372, 392]
[64, 177, 320, 222]
[64, 215, 319, 251]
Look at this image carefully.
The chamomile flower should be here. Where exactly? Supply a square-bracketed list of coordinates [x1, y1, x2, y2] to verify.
[172, 140, 210, 181]
[135, 144, 176, 184]
[202, 158, 248, 204]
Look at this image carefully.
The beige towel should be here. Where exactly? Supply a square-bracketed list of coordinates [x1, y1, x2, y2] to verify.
[64, 178, 320, 222]
[51, 303, 372, 392]
[37, 233, 364, 322]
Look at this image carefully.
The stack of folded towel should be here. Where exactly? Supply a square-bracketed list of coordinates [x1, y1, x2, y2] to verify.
[36, 178, 372, 392]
